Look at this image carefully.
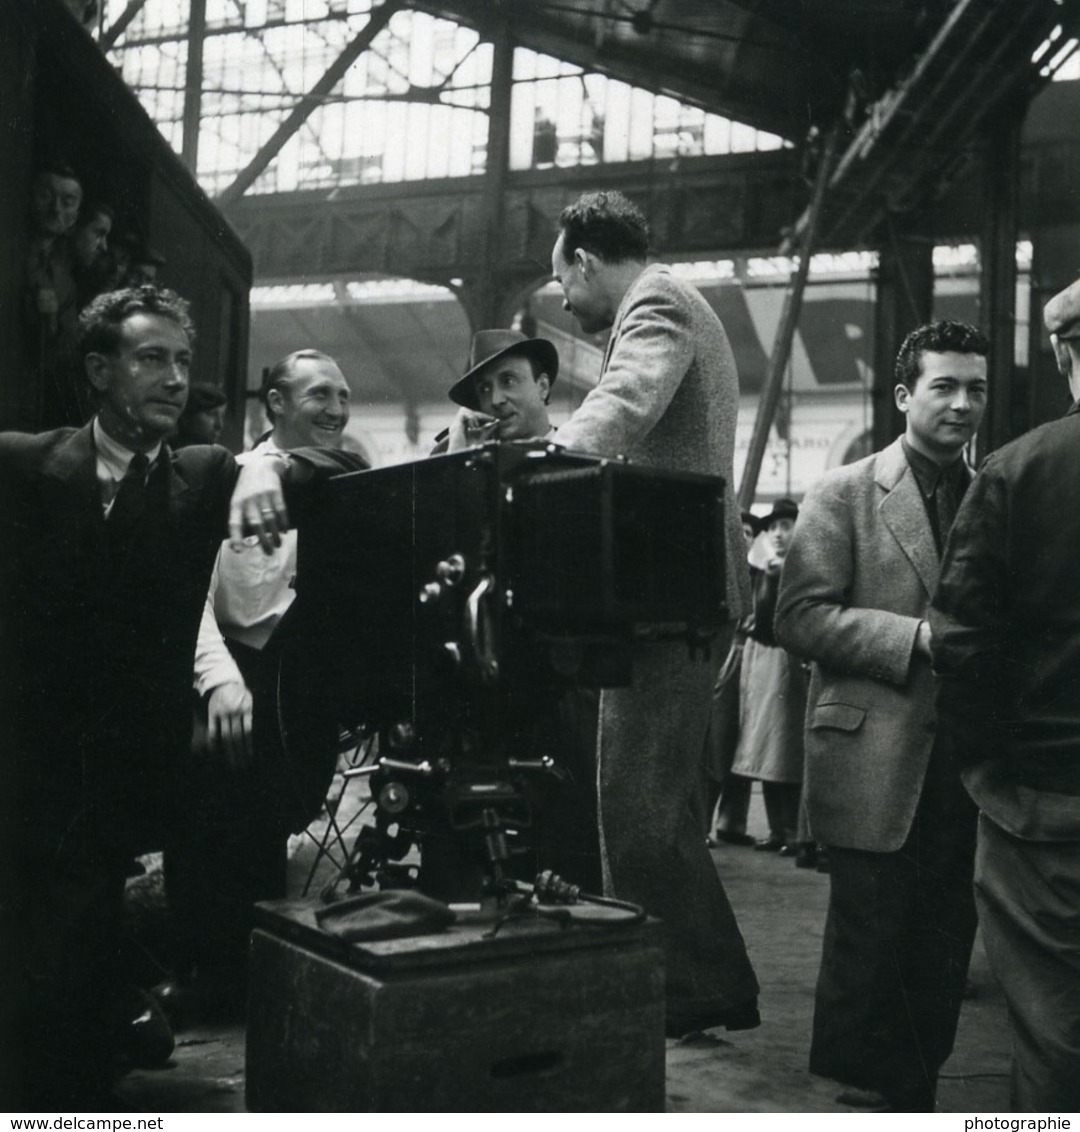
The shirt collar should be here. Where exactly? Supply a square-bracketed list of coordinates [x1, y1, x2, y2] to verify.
[901, 436, 967, 497]
[252, 435, 285, 456]
[93, 416, 163, 482]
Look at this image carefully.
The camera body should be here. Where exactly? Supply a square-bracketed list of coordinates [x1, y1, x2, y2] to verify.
[272, 441, 728, 899]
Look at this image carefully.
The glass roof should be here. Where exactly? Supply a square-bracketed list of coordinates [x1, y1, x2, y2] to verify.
[102, 0, 787, 200]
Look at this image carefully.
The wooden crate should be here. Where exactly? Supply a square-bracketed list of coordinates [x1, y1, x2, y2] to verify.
[246, 899, 665, 1112]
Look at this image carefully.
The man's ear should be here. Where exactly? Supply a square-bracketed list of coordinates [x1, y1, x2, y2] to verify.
[1051, 334, 1073, 379]
[266, 387, 285, 418]
[84, 352, 109, 392]
[894, 382, 910, 414]
[536, 373, 551, 404]
[574, 246, 591, 275]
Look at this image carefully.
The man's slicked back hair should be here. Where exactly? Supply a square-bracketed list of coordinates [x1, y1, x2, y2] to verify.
[895, 319, 990, 390]
[557, 190, 649, 264]
[78, 285, 194, 363]
[260, 348, 340, 423]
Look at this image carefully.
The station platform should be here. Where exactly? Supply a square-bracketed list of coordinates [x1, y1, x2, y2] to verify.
[114, 788, 1011, 1114]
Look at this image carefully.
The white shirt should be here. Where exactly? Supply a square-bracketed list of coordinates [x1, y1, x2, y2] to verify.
[93, 417, 162, 515]
[193, 437, 297, 696]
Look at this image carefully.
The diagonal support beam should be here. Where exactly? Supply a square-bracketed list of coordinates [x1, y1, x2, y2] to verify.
[739, 122, 839, 509]
[216, 0, 404, 207]
[99, 0, 150, 50]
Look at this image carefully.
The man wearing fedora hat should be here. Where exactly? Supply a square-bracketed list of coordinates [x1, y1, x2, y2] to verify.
[775, 320, 989, 1110]
[929, 279, 1080, 1110]
[441, 329, 559, 451]
[434, 328, 604, 890]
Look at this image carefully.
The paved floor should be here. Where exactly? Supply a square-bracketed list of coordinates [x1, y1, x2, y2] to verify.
[116, 788, 1011, 1113]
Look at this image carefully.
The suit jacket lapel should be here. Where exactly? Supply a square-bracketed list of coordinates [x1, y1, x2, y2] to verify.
[42, 422, 104, 526]
[600, 310, 621, 376]
[44, 421, 96, 483]
[43, 426, 191, 531]
[164, 444, 191, 509]
[875, 436, 939, 598]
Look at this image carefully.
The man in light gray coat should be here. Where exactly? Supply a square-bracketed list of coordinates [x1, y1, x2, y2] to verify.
[775, 320, 990, 1110]
[552, 190, 758, 1037]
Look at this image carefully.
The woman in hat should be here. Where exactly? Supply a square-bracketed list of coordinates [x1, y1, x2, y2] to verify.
[729, 498, 808, 853]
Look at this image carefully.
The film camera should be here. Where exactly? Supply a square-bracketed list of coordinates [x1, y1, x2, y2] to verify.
[270, 440, 728, 904]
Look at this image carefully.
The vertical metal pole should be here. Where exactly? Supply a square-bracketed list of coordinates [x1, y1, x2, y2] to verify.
[475, 16, 514, 328]
[872, 213, 934, 452]
[738, 124, 839, 509]
[182, 0, 207, 176]
[978, 99, 1023, 456]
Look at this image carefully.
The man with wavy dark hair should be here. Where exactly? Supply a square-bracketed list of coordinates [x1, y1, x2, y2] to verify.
[894, 318, 990, 396]
[776, 319, 990, 1111]
[551, 190, 758, 1038]
[0, 287, 361, 1108]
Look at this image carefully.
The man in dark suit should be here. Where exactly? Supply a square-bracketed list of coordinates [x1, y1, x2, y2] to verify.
[0, 286, 360, 1108]
[775, 320, 990, 1110]
[931, 279, 1080, 1112]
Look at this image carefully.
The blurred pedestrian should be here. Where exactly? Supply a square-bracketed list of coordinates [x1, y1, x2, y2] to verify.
[707, 509, 761, 847]
[729, 499, 806, 853]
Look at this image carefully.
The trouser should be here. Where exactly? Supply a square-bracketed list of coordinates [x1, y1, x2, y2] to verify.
[513, 687, 603, 895]
[974, 814, 1080, 1112]
[598, 627, 759, 1022]
[2, 848, 130, 1109]
[704, 648, 743, 832]
[810, 741, 978, 1110]
[715, 773, 752, 834]
[762, 780, 800, 844]
[717, 777, 800, 843]
[166, 640, 288, 979]
[795, 773, 813, 845]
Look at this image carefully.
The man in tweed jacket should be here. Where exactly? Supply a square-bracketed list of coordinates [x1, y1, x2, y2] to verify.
[774, 320, 990, 1110]
[552, 190, 758, 1037]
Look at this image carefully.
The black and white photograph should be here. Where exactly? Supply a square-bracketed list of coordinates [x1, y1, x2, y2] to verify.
[1, 0, 1079, 1119]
